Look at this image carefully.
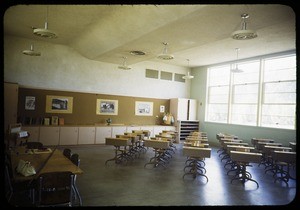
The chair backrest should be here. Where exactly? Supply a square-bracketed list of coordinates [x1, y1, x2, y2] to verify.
[37, 171, 74, 206]
[25, 141, 43, 149]
[71, 153, 80, 167]
[63, 148, 72, 159]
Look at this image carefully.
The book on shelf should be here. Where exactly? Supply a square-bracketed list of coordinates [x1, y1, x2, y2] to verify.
[44, 118, 50, 126]
[59, 118, 65, 125]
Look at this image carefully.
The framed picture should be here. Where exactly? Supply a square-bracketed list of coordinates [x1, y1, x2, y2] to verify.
[96, 99, 118, 115]
[25, 96, 36, 110]
[160, 105, 165, 113]
[135, 101, 153, 116]
[51, 116, 59, 125]
[46, 95, 73, 114]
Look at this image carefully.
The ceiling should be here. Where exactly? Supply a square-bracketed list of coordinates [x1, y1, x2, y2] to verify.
[3, 4, 296, 68]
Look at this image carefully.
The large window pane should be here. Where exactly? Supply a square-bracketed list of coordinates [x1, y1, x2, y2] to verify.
[232, 61, 260, 84]
[264, 55, 296, 82]
[208, 86, 229, 103]
[205, 53, 296, 130]
[208, 65, 230, 86]
[233, 84, 258, 103]
[261, 105, 296, 129]
[264, 81, 296, 104]
[207, 104, 228, 123]
[231, 104, 257, 125]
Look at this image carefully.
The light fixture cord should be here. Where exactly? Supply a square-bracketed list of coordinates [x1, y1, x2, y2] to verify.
[45, 6, 49, 29]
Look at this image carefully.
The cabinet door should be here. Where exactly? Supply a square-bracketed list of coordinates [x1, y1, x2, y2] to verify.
[22, 126, 40, 142]
[188, 99, 197, 120]
[177, 98, 188, 120]
[60, 127, 79, 145]
[140, 126, 154, 137]
[39, 127, 60, 146]
[78, 127, 95, 144]
[126, 126, 141, 133]
[153, 126, 166, 136]
[95, 127, 112, 144]
[111, 126, 127, 137]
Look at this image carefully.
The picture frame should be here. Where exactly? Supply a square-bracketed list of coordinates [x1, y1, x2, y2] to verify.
[160, 105, 165, 113]
[51, 116, 59, 125]
[25, 96, 36, 110]
[96, 99, 118, 115]
[135, 101, 153, 116]
[46, 95, 73, 114]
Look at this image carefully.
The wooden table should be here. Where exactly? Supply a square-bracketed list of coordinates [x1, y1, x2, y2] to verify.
[10, 147, 83, 183]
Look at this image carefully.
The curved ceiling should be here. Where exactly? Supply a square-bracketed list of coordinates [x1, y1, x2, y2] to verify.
[3, 4, 296, 67]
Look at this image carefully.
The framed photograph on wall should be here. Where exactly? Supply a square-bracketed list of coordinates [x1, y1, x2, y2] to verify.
[135, 101, 153, 116]
[46, 95, 73, 114]
[160, 105, 165, 113]
[96, 99, 118, 115]
[25, 96, 36, 110]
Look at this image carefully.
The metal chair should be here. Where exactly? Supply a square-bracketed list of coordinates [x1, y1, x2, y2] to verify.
[63, 148, 72, 160]
[35, 171, 75, 207]
[70, 153, 82, 206]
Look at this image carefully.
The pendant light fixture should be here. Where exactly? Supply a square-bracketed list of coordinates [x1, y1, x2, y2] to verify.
[118, 56, 131, 70]
[22, 44, 41, 56]
[182, 59, 194, 79]
[33, 6, 57, 38]
[231, 48, 243, 73]
[157, 42, 174, 60]
[232, 13, 257, 40]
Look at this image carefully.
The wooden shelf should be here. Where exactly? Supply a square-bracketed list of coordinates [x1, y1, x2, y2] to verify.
[178, 120, 199, 141]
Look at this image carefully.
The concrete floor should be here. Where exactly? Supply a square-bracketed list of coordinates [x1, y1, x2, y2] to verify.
[71, 143, 297, 207]
[6, 143, 297, 207]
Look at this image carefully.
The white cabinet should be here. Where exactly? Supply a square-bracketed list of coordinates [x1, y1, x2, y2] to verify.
[60, 127, 78, 145]
[39, 126, 60, 146]
[126, 126, 141, 133]
[111, 126, 127, 137]
[95, 127, 112, 144]
[170, 98, 198, 126]
[140, 126, 154, 137]
[153, 126, 167, 137]
[78, 127, 96, 144]
[22, 126, 40, 142]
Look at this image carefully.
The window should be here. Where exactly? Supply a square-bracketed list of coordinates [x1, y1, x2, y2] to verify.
[206, 53, 296, 130]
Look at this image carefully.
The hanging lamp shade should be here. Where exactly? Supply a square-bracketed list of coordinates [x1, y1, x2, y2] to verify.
[231, 48, 243, 73]
[22, 44, 41, 56]
[157, 42, 174, 60]
[182, 59, 194, 79]
[33, 7, 57, 38]
[118, 56, 131, 70]
[232, 13, 257, 40]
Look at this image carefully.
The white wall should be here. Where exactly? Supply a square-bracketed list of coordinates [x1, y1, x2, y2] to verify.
[4, 35, 191, 99]
[190, 66, 296, 147]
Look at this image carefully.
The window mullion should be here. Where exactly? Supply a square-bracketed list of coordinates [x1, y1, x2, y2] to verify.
[257, 58, 264, 127]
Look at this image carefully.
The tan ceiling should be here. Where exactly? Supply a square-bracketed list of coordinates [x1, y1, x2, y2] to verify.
[3, 4, 296, 67]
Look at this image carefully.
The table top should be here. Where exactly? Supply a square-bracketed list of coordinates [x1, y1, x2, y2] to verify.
[10, 147, 83, 182]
